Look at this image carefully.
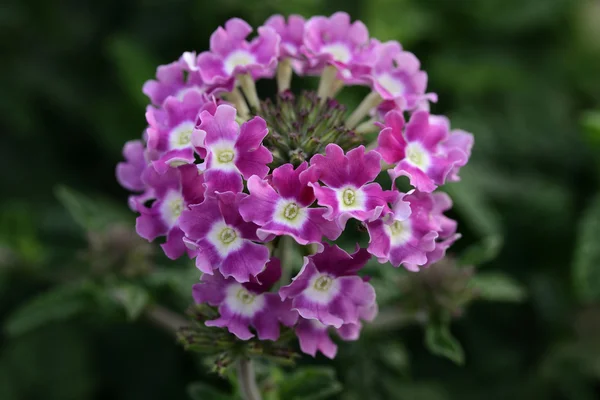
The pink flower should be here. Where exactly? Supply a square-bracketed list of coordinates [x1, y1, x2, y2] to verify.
[239, 162, 342, 249]
[142, 57, 208, 107]
[377, 110, 473, 192]
[145, 92, 208, 174]
[301, 144, 390, 228]
[193, 259, 297, 340]
[366, 40, 437, 111]
[197, 18, 280, 85]
[264, 14, 305, 60]
[135, 164, 205, 259]
[116, 140, 148, 192]
[279, 244, 375, 328]
[367, 190, 459, 271]
[179, 192, 270, 283]
[195, 104, 272, 193]
[303, 12, 376, 82]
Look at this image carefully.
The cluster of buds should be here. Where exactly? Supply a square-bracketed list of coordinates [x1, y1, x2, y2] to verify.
[116, 12, 473, 359]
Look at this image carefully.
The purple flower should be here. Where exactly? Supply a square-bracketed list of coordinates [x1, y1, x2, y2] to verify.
[429, 115, 474, 183]
[145, 92, 208, 174]
[279, 244, 375, 328]
[295, 302, 377, 359]
[116, 140, 148, 192]
[366, 40, 437, 111]
[142, 57, 208, 107]
[136, 164, 205, 259]
[180, 192, 270, 283]
[239, 162, 342, 249]
[301, 144, 390, 228]
[295, 318, 338, 359]
[264, 14, 305, 60]
[197, 18, 280, 85]
[303, 12, 376, 81]
[377, 110, 473, 193]
[405, 191, 461, 270]
[195, 104, 272, 193]
[193, 258, 298, 340]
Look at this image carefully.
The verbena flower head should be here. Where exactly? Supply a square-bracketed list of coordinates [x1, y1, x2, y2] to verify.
[116, 12, 473, 359]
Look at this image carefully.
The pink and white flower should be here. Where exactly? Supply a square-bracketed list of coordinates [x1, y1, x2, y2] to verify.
[193, 258, 297, 340]
[142, 56, 209, 107]
[279, 244, 375, 328]
[145, 91, 208, 174]
[179, 192, 270, 283]
[135, 164, 205, 259]
[197, 18, 280, 85]
[116, 140, 148, 192]
[303, 12, 376, 82]
[377, 110, 473, 192]
[301, 144, 390, 228]
[366, 40, 437, 111]
[239, 162, 342, 249]
[194, 104, 272, 193]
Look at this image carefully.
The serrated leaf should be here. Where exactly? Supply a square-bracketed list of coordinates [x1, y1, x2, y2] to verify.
[279, 367, 343, 400]
[470, 272, 526, 302]
[4, 282, 92, 336]
[111, 284, 150, 320]
[187, 382, 233, 400]
[572, 194, 600, 303]
[425, 320, 464, 365]
[55, 185, 129, 232]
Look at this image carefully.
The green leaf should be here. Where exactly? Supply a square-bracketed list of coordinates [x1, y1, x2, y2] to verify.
[279, 367, 343, 400]
[55, 185, 129, 232]
[581, 110, 600, 148]
[187, 382, 233, 400]
[458, 235, 503, 267]
[106, 36, 157, 109]
[110, 284, 150, 320]
[470, 272, 527, 302]
[444, 166, 502, 238]
[425, 319, 464, 365]
[572, 194, 600, 303]
[4, 282, 92, 336]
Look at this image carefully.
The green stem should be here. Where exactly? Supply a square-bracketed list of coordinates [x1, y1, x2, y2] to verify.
[237, 357, 262, 400]
[278, 235, 296, 288]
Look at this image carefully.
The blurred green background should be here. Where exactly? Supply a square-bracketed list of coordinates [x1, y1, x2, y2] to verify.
[2, 0, 600, 399]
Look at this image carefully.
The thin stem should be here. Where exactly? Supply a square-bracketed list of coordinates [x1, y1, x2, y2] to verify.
[238, 74, 260, 110]
[224, 88, 250, 118]
[276, 59, 293, 92]
[317, 65, 338, 102]
[237, 357, 262, 400]
[345, 91, 383, 129]
[278, 235, 296, 288]
[145, 304, 190, 334]
[355, 118, 378, 134]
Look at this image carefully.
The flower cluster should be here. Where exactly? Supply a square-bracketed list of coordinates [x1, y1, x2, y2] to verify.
[116, 12, 473, 359]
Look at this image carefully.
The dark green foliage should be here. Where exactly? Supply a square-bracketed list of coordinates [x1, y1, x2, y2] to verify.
[1, 0, 600, 399]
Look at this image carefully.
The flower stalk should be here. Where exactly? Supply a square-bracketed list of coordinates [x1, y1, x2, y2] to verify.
[237, 357, 262, 400]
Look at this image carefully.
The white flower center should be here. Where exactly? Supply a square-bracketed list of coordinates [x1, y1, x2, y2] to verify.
[321, 43, 351, 63]
[273, 199, 308, 229]
[169, 121, 195, 150]
[159, 190, 185, 227]
[304, 273, 339, 304]
[404, 142, 431, 171]
[336, 186, 366, 212]
[209, 140, 238, 172]
[377, 73, 406, 97]
[224, 50, 256, 75]
[207, 221, 243, 256]
[225, 284, 265, 317]
[384, 218, 413, 247]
